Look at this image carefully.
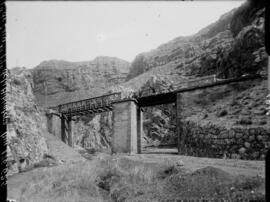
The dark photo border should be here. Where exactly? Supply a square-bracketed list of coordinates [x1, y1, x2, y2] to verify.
[0, 0, 7, 201]
[1, 0, 269, 201]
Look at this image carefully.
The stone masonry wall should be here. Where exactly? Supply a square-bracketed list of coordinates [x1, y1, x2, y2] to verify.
[179, 121, 270, 160]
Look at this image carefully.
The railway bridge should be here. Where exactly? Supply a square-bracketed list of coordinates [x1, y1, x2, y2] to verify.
[46, 74, 264, 154]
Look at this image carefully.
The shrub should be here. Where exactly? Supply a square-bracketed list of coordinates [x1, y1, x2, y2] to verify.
[230, 0, 265, 37]
[12, 77, 22, 85]
[237, 117, 252, 125]
[216, 109, 228, 117]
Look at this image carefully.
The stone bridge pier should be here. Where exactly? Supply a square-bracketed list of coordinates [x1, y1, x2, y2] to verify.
[46, 112, 74, 147]
[112, 99, 143, 154]
[61, 115, 73, 147]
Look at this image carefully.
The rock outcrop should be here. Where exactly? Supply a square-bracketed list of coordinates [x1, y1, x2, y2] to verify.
[32, 56, 130, 107]
[137, 76, 176, 147]
[125, 8, 236, 81]
[6, 68, 49, 176]
[73, 112, 113, 153]
[125, 0, 266, 87]
[6, 68, 85, 176]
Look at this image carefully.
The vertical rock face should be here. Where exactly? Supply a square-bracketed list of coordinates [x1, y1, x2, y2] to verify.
[6, 68, 49, 176]
[32, 56, 130, 107]
[73, 112, 113, 152]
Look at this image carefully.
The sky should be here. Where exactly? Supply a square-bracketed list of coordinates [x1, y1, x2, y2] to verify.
[6, 1, 244, 69]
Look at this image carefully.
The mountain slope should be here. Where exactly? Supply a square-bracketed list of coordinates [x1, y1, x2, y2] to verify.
[32, 56, 130, 107]
[125, 1, 266, 87]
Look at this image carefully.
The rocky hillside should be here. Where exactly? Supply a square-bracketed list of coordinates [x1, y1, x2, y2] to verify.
[32, 56, 130, 107]
[125, 9, 235, 81]
[178, 78, 269, 159]
[6, 67, 48, 176]
[6, 68, 84, 176]
[73, 112, 113, 153]
[125, 0, 267, 89]
[119, 0, 269, 158]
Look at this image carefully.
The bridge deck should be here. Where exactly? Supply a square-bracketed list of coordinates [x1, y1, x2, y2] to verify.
[49, 74, 265, 116]
[137, 74, 264, 107]
[57, 92, 121, 116]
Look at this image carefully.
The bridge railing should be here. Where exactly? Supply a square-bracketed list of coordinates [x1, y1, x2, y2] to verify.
[58, 92, 121, 114]
[50, 75, 218, 113]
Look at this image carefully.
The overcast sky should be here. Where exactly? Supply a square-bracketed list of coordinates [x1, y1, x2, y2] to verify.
[6, 1, 244, 68]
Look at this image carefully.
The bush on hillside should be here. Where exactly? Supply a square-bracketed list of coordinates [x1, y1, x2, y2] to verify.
[230, 0, 265, 37]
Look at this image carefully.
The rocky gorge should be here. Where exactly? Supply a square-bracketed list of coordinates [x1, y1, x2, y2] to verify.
[6, 0, 270, 178]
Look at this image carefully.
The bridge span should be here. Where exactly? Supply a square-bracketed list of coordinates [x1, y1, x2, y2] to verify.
[46, 74, 265, 154]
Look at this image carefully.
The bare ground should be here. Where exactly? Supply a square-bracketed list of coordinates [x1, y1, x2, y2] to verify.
[7, 148, 265, 202]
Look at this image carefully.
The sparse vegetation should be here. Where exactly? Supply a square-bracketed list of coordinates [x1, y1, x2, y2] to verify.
[230, 0, 265, 37]
[8, 155, 266, 202]
[216, 109, 228, 117]
[237, 116, 253, 125]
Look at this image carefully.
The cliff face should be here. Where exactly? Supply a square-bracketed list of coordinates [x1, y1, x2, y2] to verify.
[126, 1, 266, 87]
[126, 9, 235, 81]
[6, 68, 49, 176]
[32, 56, 130, 107]
[6, 68, 85, 176]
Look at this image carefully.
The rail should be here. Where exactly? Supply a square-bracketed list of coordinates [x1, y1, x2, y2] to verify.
[48, 73, 264, 116]
[58, 92, 121, 114]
